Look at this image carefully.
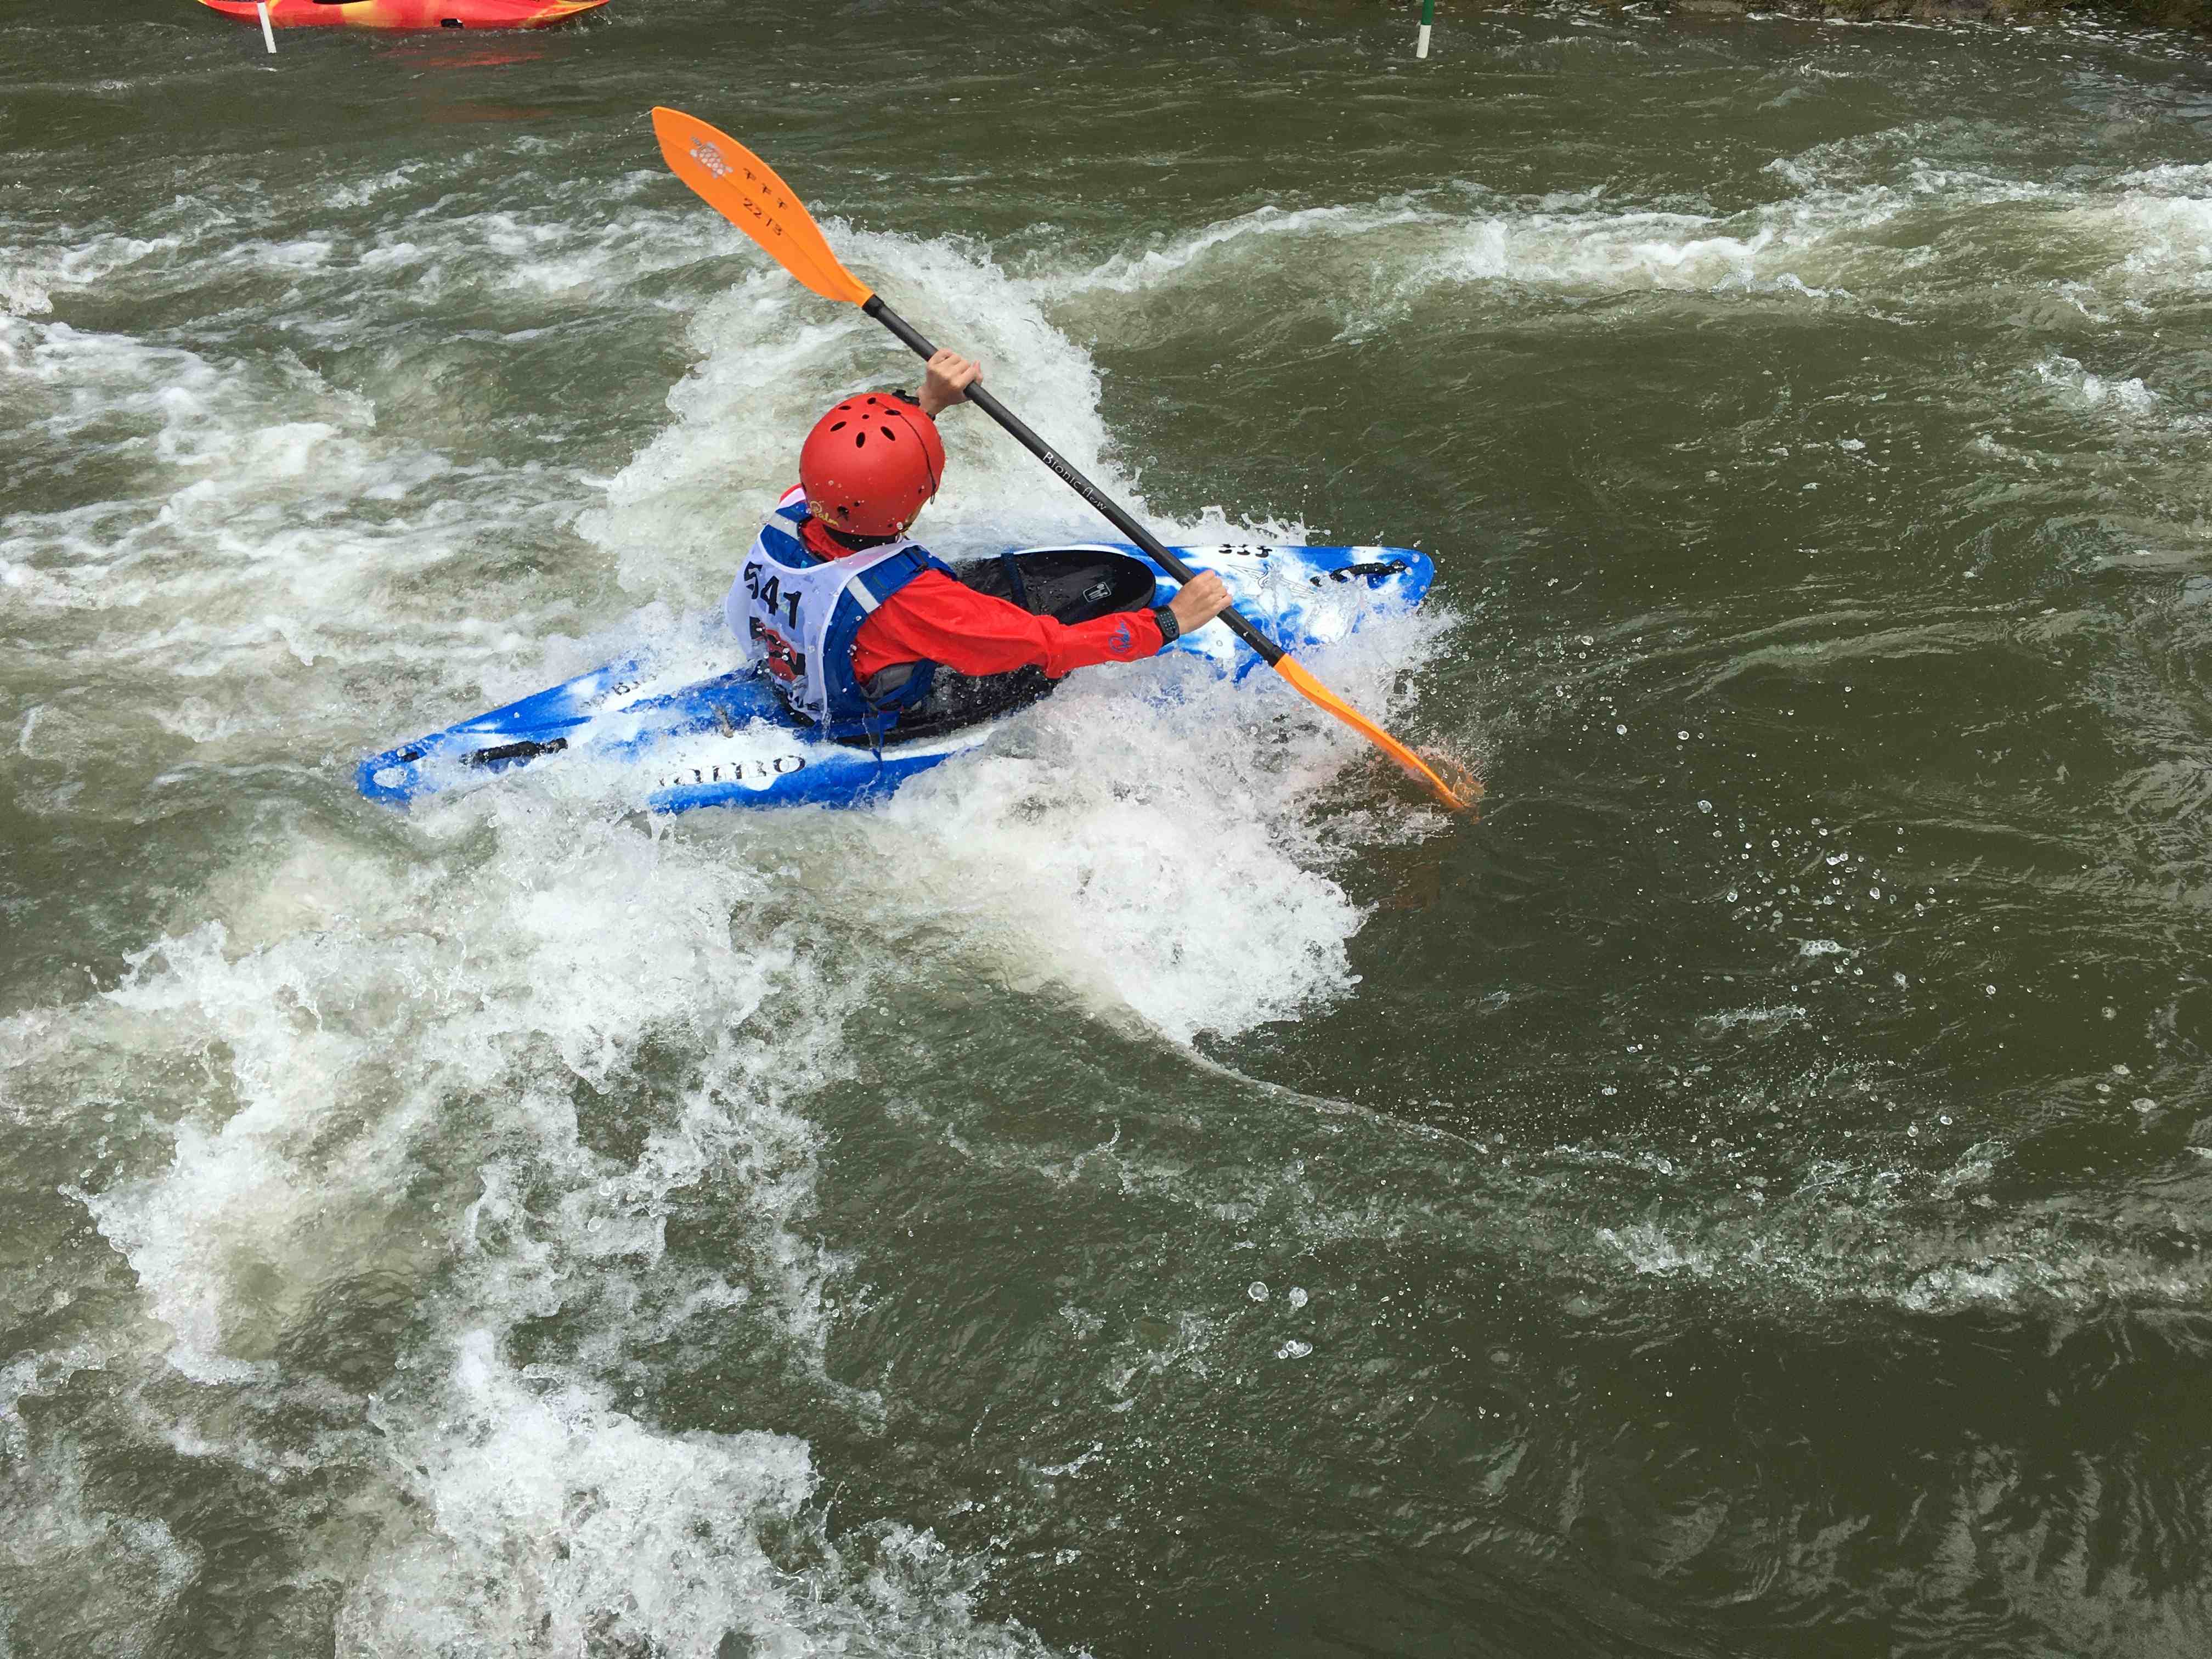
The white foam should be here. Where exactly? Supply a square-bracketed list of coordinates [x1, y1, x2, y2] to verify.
[1017, 178, 1916, 351]
[1060, 200, 1430, 296]
[0, 229, 183, 318]
[2112, 160, 2212, 198]
[2106, 193, 2212, 289]
[2033, 353, 2163, 416]
[337, 1330, 817, 1653]
[870, 604, 1457, 1045]
[1008, 127, 2212, 341]
[0, 313, 614, 769]
[1598, 1222, 1697, 1276]
[1696, 1002, 1808, 1034]
[335, 1328, 1047, 1657]
[5, 786, 1066, 1652]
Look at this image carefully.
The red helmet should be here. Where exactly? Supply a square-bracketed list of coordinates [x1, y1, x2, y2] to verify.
[798, 393, 945, 539]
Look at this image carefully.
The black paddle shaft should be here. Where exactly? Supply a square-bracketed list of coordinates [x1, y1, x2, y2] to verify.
[864, 296, 1285, 665]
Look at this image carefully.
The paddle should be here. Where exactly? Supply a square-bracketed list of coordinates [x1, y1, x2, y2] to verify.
[650, 105, 1474, 812]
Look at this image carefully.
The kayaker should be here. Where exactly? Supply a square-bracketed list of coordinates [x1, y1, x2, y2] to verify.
[726, 348, 1234, 737]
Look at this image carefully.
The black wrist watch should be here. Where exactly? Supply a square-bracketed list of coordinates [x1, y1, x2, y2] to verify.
[1151, 603, 1180, 644]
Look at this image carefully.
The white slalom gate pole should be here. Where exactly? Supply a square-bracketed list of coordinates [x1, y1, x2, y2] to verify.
[257, 2, 277, 53]
[1416, 0, 1434, 58]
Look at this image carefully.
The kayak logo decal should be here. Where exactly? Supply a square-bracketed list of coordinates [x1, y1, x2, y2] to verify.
[658, 754, 808, 790]
[1318, 557, 1410, 585]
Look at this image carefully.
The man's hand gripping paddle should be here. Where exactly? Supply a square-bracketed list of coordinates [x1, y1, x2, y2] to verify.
[650, 106, 1476, 812]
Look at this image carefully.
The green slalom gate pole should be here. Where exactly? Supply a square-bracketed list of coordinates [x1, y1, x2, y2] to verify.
[1417, 0, 1435, 58]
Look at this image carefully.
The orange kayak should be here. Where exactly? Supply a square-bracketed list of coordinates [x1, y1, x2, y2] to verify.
[196, 0, 606, 28]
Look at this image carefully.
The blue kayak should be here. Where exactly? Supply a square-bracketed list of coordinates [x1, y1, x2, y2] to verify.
[357, 540, 1432, 815]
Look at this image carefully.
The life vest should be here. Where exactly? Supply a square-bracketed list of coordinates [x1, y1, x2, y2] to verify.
[724, 491, 955, 739]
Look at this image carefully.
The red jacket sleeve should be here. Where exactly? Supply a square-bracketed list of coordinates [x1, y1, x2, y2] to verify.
[851, 570, 1165, 681]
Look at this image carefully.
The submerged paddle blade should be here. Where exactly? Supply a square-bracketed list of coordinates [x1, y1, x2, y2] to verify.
[1273, 656, 1477, 812]
[652, 106, 874, 307]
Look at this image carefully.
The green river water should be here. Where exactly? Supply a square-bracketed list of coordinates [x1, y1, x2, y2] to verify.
[6, 2, 2212, 1654]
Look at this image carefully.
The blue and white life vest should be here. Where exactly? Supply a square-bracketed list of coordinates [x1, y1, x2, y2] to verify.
[724, 489, 955, 738]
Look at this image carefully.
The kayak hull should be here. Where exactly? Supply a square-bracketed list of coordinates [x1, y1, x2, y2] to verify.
[196, 0, 607, 30]
[357, 541, 1434, 816]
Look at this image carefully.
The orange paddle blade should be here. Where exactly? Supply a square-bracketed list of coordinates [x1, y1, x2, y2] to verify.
[651, 106, 874, 308]
[1273, 657, 1477, 812]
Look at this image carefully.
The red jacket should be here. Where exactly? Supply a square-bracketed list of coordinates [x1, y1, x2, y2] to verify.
[788, 498, 1165, 681]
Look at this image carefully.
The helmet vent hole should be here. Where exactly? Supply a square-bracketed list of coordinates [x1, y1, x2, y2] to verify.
[854, 432, 866, 448]
[881, 426, 896, 441]
[830, 420, 847, 432]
